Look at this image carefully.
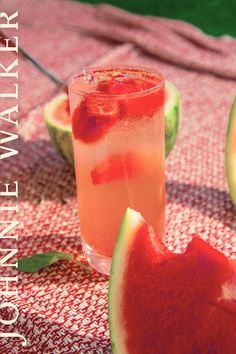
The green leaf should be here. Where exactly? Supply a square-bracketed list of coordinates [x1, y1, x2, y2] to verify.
[18, 251, 74, 273]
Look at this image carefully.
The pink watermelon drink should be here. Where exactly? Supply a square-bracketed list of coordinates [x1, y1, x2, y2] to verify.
[68, 66, 165, 274]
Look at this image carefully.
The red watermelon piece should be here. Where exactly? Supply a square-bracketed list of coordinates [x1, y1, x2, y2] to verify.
[98, 77, 164, 119]
[109, 208, 236, 354]
[122, 88, 164, 119]
[72, 94, 120, 143]
[72, 75, 165, 143]
[90, 152, 149, 185]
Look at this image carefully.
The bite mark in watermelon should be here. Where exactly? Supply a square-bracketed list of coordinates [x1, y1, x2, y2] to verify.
[109, 208, 236, 354]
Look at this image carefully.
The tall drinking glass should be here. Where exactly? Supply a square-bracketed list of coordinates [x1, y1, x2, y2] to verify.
[68, 66, 165, 275]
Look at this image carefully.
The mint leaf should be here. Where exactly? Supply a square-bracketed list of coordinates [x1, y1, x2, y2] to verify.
[18, 251, 73, 273]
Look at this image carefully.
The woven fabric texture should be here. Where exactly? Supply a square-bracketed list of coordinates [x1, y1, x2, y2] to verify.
[0, 0, 235, 353]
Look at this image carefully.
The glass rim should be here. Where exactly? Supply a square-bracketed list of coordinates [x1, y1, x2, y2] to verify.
[68, 64, 164, 98]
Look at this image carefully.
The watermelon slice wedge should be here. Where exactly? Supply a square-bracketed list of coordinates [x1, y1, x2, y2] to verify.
[226, 96, 236, 206]
[44, 81, 180, 166]
[109, 208, 236, 354]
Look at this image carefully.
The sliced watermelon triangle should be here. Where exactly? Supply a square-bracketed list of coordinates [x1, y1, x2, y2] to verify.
[109, 208, 236, 354]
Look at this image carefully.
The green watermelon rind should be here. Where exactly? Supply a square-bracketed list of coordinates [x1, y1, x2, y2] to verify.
[44, 94, 74, 167]
[109, 208, 144, 354]
[165, 80, 181, 158]
[226, 96, 236, 207]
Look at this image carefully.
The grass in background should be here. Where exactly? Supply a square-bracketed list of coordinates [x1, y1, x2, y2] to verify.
[78, 0, 236, 37]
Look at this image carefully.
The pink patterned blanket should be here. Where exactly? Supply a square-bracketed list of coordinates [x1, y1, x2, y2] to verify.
[0, 1, 235, 352]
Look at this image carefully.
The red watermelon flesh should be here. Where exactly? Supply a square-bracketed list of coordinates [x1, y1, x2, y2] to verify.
[109, 208, 236, 354]
[97, 78, 155, 95]
[90, 152, 149, 185]
[54, 98, 71, 126]
[72, 95, 120, 143]
[98, 77, 164, 119]
[52, 77, 166, 128]
[72, 77, 164, 144]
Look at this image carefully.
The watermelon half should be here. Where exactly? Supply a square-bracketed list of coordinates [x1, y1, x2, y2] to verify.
[109, 208, 236, 354]
[44, 81, 180, 166]
[165, 80, 180, 157]
[44, 93, 74, 166]
[226, 96, 236, 206]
